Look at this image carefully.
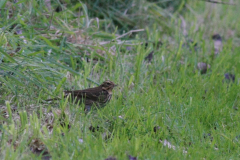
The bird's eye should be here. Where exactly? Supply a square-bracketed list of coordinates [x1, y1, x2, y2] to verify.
[107, 82, 111, 85]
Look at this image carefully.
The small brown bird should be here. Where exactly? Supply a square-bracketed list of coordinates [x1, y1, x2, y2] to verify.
[47, 80, 117, 112]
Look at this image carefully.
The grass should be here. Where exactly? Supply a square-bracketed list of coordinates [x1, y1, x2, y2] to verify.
[0, 0, 240, 159]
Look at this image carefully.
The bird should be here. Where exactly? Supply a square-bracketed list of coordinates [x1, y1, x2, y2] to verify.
[47, 80, 117, 112]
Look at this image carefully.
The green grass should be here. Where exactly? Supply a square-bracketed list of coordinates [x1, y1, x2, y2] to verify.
[0, 0, 240, 159]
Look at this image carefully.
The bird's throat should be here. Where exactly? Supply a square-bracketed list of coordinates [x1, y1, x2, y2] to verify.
[102, 87, 113, 94]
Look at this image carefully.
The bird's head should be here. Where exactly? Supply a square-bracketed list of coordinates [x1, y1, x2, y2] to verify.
[101, 80, 117, 92]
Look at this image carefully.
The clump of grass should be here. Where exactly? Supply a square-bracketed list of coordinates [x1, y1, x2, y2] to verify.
[53, 0, 187, 33]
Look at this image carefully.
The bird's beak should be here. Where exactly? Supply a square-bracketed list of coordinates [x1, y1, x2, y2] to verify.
[114, 84, 118, 87]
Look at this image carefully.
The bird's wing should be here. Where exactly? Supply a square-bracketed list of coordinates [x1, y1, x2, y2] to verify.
[64, 90, 108, 101]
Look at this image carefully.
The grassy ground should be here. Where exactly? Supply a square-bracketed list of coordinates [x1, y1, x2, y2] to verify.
[0, 0, 240, 159]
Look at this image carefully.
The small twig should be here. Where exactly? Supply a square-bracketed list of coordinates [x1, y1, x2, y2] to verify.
[200, 0, 235, 5]
[115, 29, 145, 40]
[98, 29, 145, 45]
